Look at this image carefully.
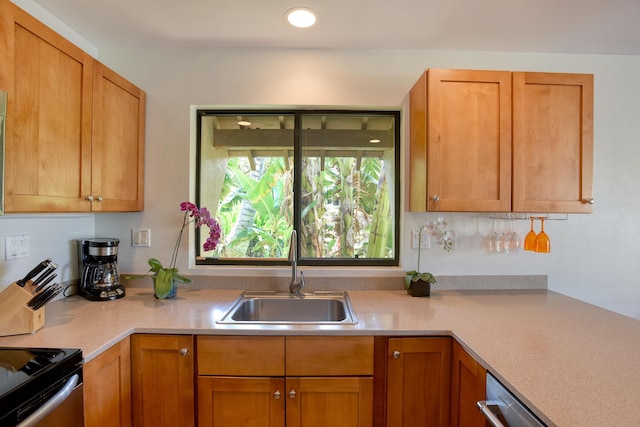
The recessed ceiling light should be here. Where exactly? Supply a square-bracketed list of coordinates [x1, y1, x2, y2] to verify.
[285, 7, 318, 28]
[238, 120, 252, 127]
[369, 139, 381, 144]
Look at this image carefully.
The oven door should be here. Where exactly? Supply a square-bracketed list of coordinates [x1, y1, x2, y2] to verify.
[17, 373, 83, 427]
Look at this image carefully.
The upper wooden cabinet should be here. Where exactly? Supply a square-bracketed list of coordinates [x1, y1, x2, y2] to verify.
[92, 62, 145, 211]
[512, 72, 593, 213]
[409, 68, 593, 213]
[409, 69, 513, 212]
[0, 0, 145, 213]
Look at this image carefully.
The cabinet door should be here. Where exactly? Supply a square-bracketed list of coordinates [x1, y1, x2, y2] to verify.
[0, 1, 93, 212]
[92, 62, 145, 211]
[386, 337, 452, 427]
[450, 340, 486, 427]
[410, 69, 512, 212]
[198, 377, 285, 427]
[512, 72, 594, 213]
[84, 337, 132, 427]
[286, 377, 373, 427]
[131, 334, 195, 427]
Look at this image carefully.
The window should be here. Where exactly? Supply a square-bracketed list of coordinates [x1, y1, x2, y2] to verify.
[196, 109, 400, 266]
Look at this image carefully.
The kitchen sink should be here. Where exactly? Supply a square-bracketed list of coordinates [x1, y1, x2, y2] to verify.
[216, 290, 358, 324]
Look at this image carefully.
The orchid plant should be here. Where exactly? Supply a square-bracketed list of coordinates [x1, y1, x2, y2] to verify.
[404, 216, 457, 289]
[127, 201, 221, 298]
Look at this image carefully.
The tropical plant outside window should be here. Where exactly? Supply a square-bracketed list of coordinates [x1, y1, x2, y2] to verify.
[196, 109, 399, 266]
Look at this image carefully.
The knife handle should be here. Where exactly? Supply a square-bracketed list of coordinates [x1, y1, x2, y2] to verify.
[35, 273, 57, 293]
[32, 263, 58, 288]
[16, 258, 52, 287]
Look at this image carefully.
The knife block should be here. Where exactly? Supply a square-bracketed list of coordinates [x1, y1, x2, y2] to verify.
[0, 282, 45, 336]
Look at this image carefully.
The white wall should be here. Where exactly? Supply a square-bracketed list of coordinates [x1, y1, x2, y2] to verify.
[0, 214, 94, 287]
[93, 48, 640, 320]
[5, 1, 640, 320]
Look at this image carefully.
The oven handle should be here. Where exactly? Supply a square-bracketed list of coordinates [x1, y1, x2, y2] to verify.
[17, 373, 80, 427]
[477, 400, 507, 427]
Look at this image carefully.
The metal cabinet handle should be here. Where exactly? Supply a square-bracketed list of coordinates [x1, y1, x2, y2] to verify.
[274, 390, 281, 399]
[392, 350, 401, 359]
[289, 390, 296, 399]
[477, 400, 506, 427]
[85, 195, 94, 202]
[179, 348, 188, 356]
[432, 195, 440, 202]
[585, 198, 595, 204]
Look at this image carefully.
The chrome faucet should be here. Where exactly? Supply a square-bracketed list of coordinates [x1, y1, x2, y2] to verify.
[288, 230, 305, 294]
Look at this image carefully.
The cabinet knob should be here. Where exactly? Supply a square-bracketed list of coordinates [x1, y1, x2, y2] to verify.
[585, 198, 595, 205]
[96, 196, 104, 202]
[179, 348, 188, 356]
[85, 195, 94, 202]
[289, 390, 296, 399]
[432, 195, 440, 202]
[392, 350, 401, 359]
[274, 390, 281, 399]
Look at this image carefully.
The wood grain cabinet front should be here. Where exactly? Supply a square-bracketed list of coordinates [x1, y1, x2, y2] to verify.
[0, 0, 145, 213]
[450, 340, 486, 427]
[385, 337, 452, 427]
[409, 68, 593, 213]
[83, 337, 132, 427]
[197, 335, 374, 427]
[131, 334, 195, 427]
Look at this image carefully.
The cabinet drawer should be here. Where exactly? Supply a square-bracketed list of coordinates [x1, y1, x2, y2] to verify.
[197, 336, 285, 376]
[286, 336, 374, 376]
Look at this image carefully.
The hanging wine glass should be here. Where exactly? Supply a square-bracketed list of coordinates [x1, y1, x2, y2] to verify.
[504, 217, 521, 254]
[488, 220, 499, 252]
[535, 218, 551, 253]
[524, 218, 537, 251]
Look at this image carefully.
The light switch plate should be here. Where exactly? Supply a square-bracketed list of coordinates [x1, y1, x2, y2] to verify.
[411, 230, 430, 249]
[132, 228, 151, 247]
[5, 234, 30, 260]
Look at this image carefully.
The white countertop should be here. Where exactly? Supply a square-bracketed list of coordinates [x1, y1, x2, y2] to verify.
[1, 286, 639, 426]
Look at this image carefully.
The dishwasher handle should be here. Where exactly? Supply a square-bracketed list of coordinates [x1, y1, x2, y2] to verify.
[477, 400, 506, 427]
[18, 373, 80, 427]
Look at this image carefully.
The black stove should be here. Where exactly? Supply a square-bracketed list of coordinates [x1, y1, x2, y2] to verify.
[0, 347, 82, 426]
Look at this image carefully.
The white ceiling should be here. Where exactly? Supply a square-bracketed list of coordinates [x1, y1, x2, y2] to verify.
[31, 0, 640, 55]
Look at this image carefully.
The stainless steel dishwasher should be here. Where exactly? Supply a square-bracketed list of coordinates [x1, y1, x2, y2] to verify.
[477, 373, 547, 427]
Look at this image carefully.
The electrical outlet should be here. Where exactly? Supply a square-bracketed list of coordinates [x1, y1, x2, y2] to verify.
[5, 234, 30, 260]
[132, 228, 151, 247]
[411, 230, 430, 249]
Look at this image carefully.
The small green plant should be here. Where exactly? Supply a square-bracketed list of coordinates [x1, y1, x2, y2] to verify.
[405, 222, 437, 290]
[404, 270, 437, 290]
[126, 202, 221, 298]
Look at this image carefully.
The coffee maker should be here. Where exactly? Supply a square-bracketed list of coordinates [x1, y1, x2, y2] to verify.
[76, 238, 125, 301]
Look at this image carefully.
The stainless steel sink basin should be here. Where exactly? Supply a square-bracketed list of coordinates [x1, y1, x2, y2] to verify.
[216, 291, 358, 324]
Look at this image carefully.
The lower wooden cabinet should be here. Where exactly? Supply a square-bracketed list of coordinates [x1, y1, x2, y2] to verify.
[197, 335, 374, 427]
[83, 334, 487, 427]
[83, 336, 132, 427]
[131, 334, 195, 427]
[451, 340, 486, 427]
[385, 337, 452, 427]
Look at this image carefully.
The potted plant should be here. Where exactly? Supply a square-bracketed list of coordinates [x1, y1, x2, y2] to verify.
[126, 201, 221, 299]
[405, 220, 440, 297]
[405, 217, 455, 296]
